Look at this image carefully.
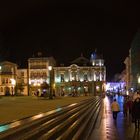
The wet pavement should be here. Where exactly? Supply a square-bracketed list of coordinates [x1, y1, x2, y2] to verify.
[1, 95, 140, 140]
[89, 95, 140, 140]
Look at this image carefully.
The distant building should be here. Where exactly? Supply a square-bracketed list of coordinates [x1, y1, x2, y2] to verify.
[0, 51, 106, 96]
[17, 69, 28, 95]
[106, 82, 126, 94]
[54, 59, 106, 96]
[124, 53, 131, 91]
[124, 31, 140, 91]
[53, 52, 106, 96]
[28, 56, 56, 96]
[130, 31, 140, 90]
[0, 61, 17, 95]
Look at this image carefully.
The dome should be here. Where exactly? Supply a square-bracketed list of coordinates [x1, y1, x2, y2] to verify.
[90, 50, 103, 60]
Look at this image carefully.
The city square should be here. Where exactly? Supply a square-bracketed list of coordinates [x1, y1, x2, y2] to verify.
[0, 96, 92, 124]
[0, 0, 140, 139]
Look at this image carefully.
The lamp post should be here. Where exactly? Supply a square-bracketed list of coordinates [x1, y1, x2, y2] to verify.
[48, 66, 53, 99]
[137, 76, 140, 90]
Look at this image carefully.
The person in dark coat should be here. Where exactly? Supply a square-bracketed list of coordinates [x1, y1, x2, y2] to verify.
[123, 98, 128, 117]
[132, 97, 140, 129]
[127, 97, 133, 115]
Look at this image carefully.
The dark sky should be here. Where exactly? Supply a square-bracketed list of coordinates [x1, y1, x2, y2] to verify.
[0, 1, 140, 80]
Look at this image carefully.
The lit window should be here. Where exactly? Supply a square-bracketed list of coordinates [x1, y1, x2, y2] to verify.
[61, 74, 64, 82]
[1, 87, 3, 92]
[84, 74, 88, 81]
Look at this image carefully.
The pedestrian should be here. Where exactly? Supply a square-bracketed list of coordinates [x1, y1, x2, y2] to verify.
[126, 97, 133, 118]
[123, 98, 128, 117]
[133, 91, 140, 101]
[111, 98, 120, 120]
[132, 97, 140, 129]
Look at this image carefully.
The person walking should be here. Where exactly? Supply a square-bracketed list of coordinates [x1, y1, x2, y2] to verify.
[111, 98, 120, 120]
[126, 97, 133, 120]
[123, 98, 128, 117]
[132, 97, 140, 129]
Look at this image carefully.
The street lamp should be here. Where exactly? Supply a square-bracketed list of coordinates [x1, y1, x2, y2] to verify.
[48, 66, 53, 99]
[138, 76, 140, 90]
[138, 76, 140, 83]
[10, 78, 16, 96]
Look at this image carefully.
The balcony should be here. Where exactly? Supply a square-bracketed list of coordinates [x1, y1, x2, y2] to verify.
[29, 65, 47, 69]
[0, 72, 13, 75]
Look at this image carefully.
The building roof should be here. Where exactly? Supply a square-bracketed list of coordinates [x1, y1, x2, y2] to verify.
[0, 61, 18, 66]
[70, 54, 90, 66]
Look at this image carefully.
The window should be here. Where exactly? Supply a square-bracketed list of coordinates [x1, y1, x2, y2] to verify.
[71, 72, 76, 81]
[84, 74, 88, 81]
[96, 72, 100, 81]
[21, 72, 24, 77]
[6, 78, 8, 84]
[60, 74, 64, 82]
[21, 79, 24, 84]
[2, 78, 5, 84]
[1, 87, 3, 92]
[30, 72, 34, 78]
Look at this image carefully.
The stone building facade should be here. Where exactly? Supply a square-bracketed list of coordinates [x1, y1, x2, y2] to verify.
[0, 61, 17, 95]
[0, 52, 106, 96]
[124, 31, 140, 91]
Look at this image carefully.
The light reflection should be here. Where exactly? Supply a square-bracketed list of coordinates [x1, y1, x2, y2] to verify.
[0, 125, 9, 132]
[0, 121, 21, 133]
[104, 96, 110, 107]
[10, 121, 21, 128]
[68, 103, 77, 107]
[0, 102, 78, 133]
[31, 114, 44, 120]
[56, 107, 62, 112]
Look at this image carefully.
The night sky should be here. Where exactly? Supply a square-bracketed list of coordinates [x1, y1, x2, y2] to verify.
[0, 1, 140, 81]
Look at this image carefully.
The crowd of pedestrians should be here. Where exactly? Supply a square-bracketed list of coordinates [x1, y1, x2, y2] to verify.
[110, 91, 140, 129]
[122, 91, 140, 129]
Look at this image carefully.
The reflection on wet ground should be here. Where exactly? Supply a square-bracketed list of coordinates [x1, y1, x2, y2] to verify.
[90, 95, 140, 140]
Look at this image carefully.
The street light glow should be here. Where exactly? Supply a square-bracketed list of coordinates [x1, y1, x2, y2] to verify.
[138, 76, 140, 83]
[48, 66, 52, 71]
[10, 79, 16, 85]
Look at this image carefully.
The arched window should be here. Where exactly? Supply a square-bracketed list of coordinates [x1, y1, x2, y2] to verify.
[6, 78, 8, 84]
[1, 87, 3, 92]
[60, 74, 64, 82]
[84, 74, 88, 81]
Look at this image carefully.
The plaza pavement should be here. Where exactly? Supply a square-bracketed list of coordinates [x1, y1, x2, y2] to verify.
[0, 95, 91, 124]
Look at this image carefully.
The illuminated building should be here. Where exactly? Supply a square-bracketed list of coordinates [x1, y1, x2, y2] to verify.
[17, 69, 28, 95]
[124, 31, 140, 91]
[0, 51, 106, 96]
[124, 52, 131, 91]
[54, 52, 106, 96]
[106, 82, 126, 94]
[130, 31, 140, 90]
[28, 56, 56, 96]
[0, 61, 17, 95]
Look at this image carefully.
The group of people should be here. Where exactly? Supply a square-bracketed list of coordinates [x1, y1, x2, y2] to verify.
[123, 91, 140, 128]
[111, 91, 140, 129]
